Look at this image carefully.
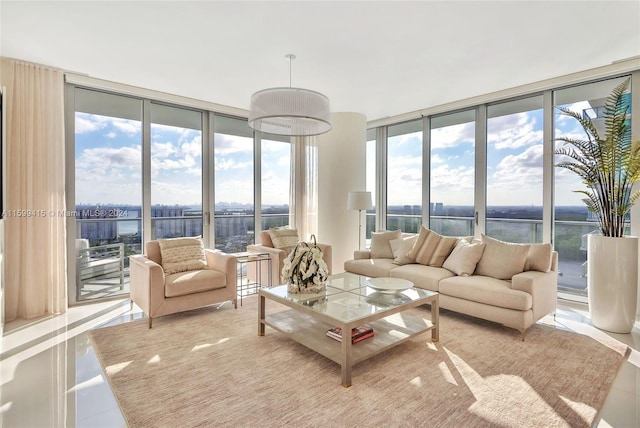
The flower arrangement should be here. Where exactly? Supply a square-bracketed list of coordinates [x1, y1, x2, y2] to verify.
[282, 234, 329, 294]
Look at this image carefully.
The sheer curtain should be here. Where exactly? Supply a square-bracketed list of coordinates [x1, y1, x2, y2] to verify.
[1, 58, 67, 321]
[291, 136, 318, 240]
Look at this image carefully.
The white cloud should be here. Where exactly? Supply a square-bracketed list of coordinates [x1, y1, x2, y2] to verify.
[488, 113, 542, 150]
[75, 114, 106, 134]
[431, 122, 475, 149]
[152, 141, 177, 158]
[491, 144, 543, 187]
[77, 146, 141, 171]
[215, 156, 252, 171]
[431, 154, 446, 165]
[112, 118, 141, 136]
[214, 133, 253, 154]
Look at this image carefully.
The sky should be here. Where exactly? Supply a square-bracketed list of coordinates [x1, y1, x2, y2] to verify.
[377, 100, 591, 207]
[75, 113, 290, 207]
[75, 101, 594, 210]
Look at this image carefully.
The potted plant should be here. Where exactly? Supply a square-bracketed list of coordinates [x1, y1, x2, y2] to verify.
[555, 77, 640, 333]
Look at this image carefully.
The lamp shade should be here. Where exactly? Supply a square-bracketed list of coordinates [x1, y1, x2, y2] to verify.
[347, 191, 373, 211]
[248, 87, 332, 136]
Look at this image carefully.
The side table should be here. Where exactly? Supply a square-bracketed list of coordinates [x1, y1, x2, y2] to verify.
[233, 251, 272, 305]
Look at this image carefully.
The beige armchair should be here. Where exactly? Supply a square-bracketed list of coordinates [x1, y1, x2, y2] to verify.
[247, 230, 333, 286]
[129, 240, 237, 328]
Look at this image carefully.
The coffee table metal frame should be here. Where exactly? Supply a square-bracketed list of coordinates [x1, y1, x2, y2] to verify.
[258, 272, 439, 387]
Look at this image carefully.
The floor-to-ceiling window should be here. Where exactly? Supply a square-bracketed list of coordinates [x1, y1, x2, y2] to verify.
[366, 128, 376, 240]
[73, 88, 142, 302]
[553, 76, 630, 297]
[150, 103, 203, 240]
[429, 110, 476, 236]
[261, 132, 291, 231]
[486, 97, 544, 243]
[386, 120, 422, 233]
[213, 115, 255, 252]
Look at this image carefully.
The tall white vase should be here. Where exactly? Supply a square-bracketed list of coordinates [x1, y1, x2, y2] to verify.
[587, 235, 639, 333]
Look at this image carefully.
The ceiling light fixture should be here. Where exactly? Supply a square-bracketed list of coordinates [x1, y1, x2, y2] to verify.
[248, 54, 331, 136]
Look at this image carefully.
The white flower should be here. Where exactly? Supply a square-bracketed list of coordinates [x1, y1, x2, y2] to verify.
[282, 235, 328, 291]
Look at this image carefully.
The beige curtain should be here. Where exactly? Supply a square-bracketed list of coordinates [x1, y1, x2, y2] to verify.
[291, 136, 318, 240]
[2, 58, 67, 321]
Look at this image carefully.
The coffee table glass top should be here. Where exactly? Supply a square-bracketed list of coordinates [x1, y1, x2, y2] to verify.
[264, 272, 437, 324]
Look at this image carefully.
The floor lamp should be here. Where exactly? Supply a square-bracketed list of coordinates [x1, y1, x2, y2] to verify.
[347, 191, 373, 250]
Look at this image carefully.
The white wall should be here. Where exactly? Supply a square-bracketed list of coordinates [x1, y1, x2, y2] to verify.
[317, 112, 367, 273]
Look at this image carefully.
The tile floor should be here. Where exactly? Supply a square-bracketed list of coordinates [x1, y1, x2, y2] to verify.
[0, 298, 638, 427]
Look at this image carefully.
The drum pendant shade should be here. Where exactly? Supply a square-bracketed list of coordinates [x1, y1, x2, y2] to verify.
[248, 54, 331, 136]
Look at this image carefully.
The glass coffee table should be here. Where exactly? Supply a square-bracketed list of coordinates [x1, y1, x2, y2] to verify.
[258, 272, 439, 387]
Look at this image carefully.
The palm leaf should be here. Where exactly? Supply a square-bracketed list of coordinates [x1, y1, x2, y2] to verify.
[555, 77, 638, 237]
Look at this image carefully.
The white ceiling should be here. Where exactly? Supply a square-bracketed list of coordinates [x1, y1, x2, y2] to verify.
[1, 1, 639, 122]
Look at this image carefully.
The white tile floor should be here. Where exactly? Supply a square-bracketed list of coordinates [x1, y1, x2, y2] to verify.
[0, 298, 638, 428]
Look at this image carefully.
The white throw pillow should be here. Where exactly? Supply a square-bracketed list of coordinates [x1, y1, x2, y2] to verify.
[268, 228, 299, 254]
[475, 234, 529, 280]
[390, 235, 419, 265]
[406, 226, 459, 267]
[158, 237, 207, 275]
[524, 243, 553, 272]
[370, 230, 402, 259]
[442, 239, 486, 276]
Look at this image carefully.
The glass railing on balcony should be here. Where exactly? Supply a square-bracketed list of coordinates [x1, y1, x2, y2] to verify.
[75, 217, 142, 302]
[74, 213, 614, 302]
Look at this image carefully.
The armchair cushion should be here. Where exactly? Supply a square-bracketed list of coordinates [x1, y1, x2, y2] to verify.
[164, 269, 227, 298]
[157, 237, 207, 275]
[268, 228, 299, 255]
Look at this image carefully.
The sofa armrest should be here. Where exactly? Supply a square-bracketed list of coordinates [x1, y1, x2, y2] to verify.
[247, 244, 286, 286]
[204, 249, 237, 291]
[317, 243, 333, 275]
[354, 250, 371, 260]
[512, 269, 557, 322]
[129, 254, 166, 315]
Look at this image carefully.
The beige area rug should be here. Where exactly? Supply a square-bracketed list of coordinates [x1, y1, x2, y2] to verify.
[89, 296, 628, 428]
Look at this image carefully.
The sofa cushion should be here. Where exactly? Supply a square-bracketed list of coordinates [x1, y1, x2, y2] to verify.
[390, 234, 419, 265]
[439, 275, 532, 311]
[344, 258, 397, 278]
[524, 243, 553, 272]
[164, 269, 227, 298]
[370, 230, 402, 259]
[406, 226, 458, 267]
[268, 228, 299, 255]
[475, 234, 529, 280]
[259, 230, 274, 247]
[443, 239, 486, 276]
[158, 237, 208, 275]
[391, 264, 455, 292]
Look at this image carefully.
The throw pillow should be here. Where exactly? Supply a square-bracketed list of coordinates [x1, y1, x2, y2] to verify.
[442, 239, 486, 276]
[370, 230, 402, 259]
[406, 226, 459, 267]
[158, 237, 207, 275]
[390, 234, 419, 265]
[268, 228, 299, 255]
[524, 243, 553, 272]
[475, 234, 529, 280]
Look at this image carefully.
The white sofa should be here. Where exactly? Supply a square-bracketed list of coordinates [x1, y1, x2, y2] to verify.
[344, 228, 558, 340]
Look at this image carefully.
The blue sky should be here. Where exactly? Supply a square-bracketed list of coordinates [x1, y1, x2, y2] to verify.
[76, 101, 590, 208]
[376, 101, 591, 207]
[75, 112, 290, 207]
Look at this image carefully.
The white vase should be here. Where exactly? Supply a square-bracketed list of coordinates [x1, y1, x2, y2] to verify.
[287, 280, 326, 294]
[587, 235, 639, 333]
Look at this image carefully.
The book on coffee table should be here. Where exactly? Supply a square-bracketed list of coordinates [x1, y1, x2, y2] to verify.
[326, 325, 374, 343]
